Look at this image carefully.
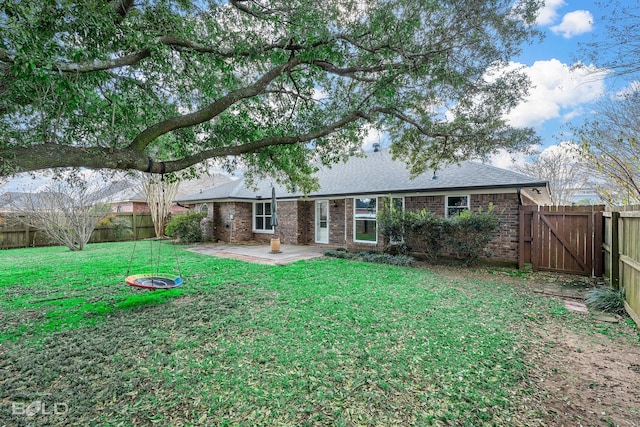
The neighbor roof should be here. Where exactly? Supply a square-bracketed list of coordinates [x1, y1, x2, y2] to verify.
[178, 148, 548, 203]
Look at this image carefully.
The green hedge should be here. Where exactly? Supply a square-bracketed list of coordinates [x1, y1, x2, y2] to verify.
[377, 198, 501, 265]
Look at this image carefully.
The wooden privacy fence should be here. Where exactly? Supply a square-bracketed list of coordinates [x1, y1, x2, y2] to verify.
[603, 207, 640, 327]
[519, 205, 604, 277]
[0, 213, 155, 249]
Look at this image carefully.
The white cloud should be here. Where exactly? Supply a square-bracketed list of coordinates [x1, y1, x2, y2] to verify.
[536, 0, 566, 25]
[489, 141, 582, 170]
[361, 126, 384, 151]
[550, 10, 594, 38]
[505, 59, 608, 128]
[488, 149, 533, 170]
[615, 81, 640, 99]
[312, 88, 328, 101]
[538, 140, 581, 160]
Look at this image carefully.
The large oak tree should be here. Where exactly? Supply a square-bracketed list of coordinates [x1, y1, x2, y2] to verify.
[0, 0, 542, 190]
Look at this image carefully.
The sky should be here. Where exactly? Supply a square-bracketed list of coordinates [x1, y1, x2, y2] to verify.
[488, 0, 637, 168]
[359, 0, 638, 170]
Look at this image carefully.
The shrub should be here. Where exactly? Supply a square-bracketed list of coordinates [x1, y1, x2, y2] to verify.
[165, 212, 206, 243]
[405, 209, 446, 262]
[377, 198, 406, 244]
[324, 249, 415, 266]
[377, 200, 501, 265]
[324, 249, 356, 259]
[585, 287, 626, 316]
[444, 205, 500, 266]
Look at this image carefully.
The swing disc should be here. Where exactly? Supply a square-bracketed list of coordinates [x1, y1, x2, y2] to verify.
[125, 273, 183, 290]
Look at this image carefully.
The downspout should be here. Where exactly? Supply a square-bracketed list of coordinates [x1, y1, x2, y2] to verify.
[516, 187, 523, 206]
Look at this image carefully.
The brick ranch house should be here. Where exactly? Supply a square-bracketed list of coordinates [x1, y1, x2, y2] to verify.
[177, 148, 551, 264]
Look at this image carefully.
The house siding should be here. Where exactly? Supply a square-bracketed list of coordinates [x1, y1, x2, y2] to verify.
[269, 201, 298, 244]
[194, 191, 521, 264]
[212, 202, 253, 242]
[471, 193, 520, 262]
[298, 201, 313, 244]
[395, 193, 520, 263]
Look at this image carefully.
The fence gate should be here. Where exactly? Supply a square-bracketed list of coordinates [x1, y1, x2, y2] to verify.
[519, 205, 604, 276]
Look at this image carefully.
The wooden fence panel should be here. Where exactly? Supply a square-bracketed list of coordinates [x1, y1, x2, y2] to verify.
[618, 212, 640, 326]
[518, 206, 535, 269]
[88, 213, 156, 243]
[0, 213, 155, 249]
[521, 205, 603, 276]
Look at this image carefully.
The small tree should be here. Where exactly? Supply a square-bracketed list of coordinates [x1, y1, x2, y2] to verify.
[7, 179, 112, 251]
[139, 173, 180, 238]
[578, 91, 640, 205]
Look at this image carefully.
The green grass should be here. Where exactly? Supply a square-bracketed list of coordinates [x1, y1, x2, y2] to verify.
[0, 241, 632, 426]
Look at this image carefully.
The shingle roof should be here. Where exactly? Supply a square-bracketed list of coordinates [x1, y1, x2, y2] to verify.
[178, 148, 548, 202]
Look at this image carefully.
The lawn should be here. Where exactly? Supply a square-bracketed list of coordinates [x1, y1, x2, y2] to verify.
[0, 241, 636, 426]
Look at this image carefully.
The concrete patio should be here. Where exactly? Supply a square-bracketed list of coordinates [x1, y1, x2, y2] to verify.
[187, 243, 327, 265]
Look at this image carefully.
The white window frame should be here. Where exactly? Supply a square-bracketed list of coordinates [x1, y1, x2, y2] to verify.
[253, 201, 274, 233]
[199, 203, 209, 216]
[446, 195, 470, 217]
[354, 197, 378, 243]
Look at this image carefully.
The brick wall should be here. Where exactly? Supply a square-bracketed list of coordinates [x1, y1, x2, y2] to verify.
[393, 193, 520, 263]
[202, 191, 521, 263]
[405, 195, 445, 216]
[471, 193, 520, 262]
[269, 201, 297, 244]
[297, 201, 313, 244]
[212, 202, 253, 242]
[328, 199, 346, 245]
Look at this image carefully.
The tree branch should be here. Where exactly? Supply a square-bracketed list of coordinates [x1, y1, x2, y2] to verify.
[129, 58, 301, 153]
[1, 110, 367, 174]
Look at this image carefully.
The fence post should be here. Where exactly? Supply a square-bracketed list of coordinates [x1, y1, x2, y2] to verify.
[531, 207, 540, 271]
[593, 207, 604, 277]
[610, 211, 620, 289]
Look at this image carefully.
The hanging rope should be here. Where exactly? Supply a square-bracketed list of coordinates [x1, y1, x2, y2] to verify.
[124, 162, 183, 290]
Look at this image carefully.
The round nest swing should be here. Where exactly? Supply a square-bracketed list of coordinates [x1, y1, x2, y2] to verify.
[125, 273, 183, 290]
[125, 165, 185, 291]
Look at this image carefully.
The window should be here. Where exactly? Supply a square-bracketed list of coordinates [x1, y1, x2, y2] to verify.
[253, 202, 273, 232]
[200, 204, 209, 216]
[446, 195, 469, 217]
[354, 197, 377, 242]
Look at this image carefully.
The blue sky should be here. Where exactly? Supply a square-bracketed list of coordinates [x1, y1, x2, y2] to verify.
[488, 0, 638, 168]
[359, 0, 637, 168]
